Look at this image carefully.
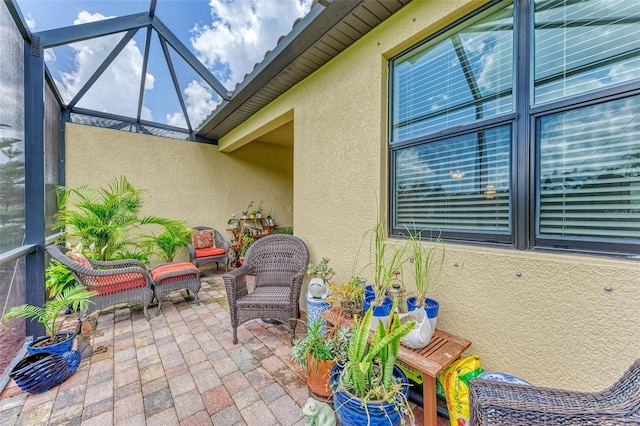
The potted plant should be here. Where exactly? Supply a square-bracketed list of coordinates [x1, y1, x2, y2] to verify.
[228, 213, 240, 229]
[253, 201, 264, 219]
[330, 299, 415, 426]
[328, 276, 365, 317]
[406, 228, 445, 330]
[143, 222, 193, 262]
[363, 221, 407, 330]
[306, 257, 335, 299]
[4, 285, 96, 355]
[290, 312, 350, 398]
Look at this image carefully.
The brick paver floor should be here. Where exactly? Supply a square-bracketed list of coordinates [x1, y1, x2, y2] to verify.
[0, 268, 447, 425]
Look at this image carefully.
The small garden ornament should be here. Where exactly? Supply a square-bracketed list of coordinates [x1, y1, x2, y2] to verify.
[302, 397, 336, 426]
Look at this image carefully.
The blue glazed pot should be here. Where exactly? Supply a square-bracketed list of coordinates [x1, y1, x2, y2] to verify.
[407, 296, 439, 318]
[364, 285, 375, 300]
[27, 332, 75, 356]
[330, 360, 409, 426]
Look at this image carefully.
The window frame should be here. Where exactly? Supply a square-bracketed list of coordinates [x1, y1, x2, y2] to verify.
[388, 0, 640, 257]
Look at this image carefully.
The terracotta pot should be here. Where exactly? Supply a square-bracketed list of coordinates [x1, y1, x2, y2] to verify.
[306, 354, 335, 398]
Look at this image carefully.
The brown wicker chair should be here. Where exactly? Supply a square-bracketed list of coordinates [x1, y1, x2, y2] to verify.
[469, 358, 640, 425]
[187, 226, 230, 271]
[46, 245, 154, 320]
[223, 234, 309, 344]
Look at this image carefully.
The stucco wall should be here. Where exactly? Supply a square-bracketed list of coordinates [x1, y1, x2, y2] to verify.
[64, 123, 293, 263]
[219, 0, 640, 390]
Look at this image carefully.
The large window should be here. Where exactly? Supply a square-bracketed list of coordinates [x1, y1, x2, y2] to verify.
[390, 0, 640, 255]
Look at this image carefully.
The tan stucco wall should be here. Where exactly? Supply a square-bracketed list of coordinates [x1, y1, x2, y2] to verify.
[218, 0, 640, 390]
[65, 123, 294, 263]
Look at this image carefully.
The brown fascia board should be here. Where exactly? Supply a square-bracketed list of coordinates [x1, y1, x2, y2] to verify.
[195, 0, 363, 139]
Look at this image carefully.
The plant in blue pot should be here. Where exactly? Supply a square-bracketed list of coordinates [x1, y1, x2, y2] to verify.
[405, 228, 445, 332]
[4, 285, 95, 355]
[331, 298, 415, 426]
[365, 221, 407, 330]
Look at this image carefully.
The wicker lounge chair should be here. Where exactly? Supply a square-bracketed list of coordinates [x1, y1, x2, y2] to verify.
[187, 226, 230, 271]
[469, 358, 640, 425]
[45, 245, 154, 320]
[223, 234, 309, 344]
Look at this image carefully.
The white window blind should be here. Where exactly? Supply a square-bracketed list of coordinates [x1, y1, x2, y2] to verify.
[395, 126, 511, 233]
[538, 96, 640, 240]
[534, 0, 640, 104]
[391, 5, 514, 142]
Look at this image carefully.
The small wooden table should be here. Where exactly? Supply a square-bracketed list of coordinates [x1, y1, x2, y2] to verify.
[321, 308, 471, 426]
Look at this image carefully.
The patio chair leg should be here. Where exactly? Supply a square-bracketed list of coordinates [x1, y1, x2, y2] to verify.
[155, 298, 162, 316]
[232, 327, 238, 345]
[143, 305, 150, 320]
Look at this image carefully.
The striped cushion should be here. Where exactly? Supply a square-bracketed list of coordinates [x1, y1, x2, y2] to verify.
[152, 262, 199, 284]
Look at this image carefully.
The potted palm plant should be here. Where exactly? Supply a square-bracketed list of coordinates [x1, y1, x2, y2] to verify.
[290, 311, 350, 398]
[4, 285, 95, 355]
[330, 299, 415, 426]
[406, 228, 445, 331]
[143, 222, 193, 262]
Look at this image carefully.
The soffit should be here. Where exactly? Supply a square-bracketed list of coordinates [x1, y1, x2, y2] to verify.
[197, 0, 412, 141]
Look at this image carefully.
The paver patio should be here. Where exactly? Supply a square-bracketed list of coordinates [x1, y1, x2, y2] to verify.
[0, 268, 444, 425]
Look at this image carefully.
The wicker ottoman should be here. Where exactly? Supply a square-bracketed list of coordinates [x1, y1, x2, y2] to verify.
[150, 262, 201, 315]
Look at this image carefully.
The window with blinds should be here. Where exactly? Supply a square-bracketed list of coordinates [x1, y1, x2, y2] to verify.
[390, 0, 640, 254]
[538, 96, 640, 241]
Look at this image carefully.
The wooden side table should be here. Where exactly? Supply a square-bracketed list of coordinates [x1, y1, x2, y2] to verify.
[321, 308, 471, 426]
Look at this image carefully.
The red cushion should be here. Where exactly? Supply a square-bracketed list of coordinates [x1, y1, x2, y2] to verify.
[152, 262, 199, 286]
[195, 247, 226, 258]
[192, 230, 215, 249]
[92, 273, 146, 296]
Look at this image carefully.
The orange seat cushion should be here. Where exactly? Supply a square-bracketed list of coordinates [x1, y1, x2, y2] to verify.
[152, 262, 199, 284]
[93, 273, 147, 296]
[194, 247, 226, 258]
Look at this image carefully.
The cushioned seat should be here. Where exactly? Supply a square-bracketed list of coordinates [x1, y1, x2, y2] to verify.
[150, 262, 201, 315]
[187, 227, 230, 271]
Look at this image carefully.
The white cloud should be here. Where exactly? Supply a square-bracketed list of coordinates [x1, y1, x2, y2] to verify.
[166, 80, 220, 128]
[25, 13, 36, 30]
[54, 11, 154, 120]
[191, 0, 313, 91]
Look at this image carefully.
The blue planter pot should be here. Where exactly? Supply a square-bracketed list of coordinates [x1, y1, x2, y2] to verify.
[364, 285, 375, 300]
[330, 360, 409, 426]
[407, 296, 439, 318]
[27, 332, 75, 356]
[306, 294, 331, 334]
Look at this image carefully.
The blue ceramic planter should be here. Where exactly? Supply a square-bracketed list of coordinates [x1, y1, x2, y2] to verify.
[330, 361, 409, 426]
[27, 332, 75, 356]
[10, 350, 81, 394]
[407, 296, 439, 318]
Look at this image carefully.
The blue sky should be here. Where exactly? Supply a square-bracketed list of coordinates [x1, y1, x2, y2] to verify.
[15, 0, 313, 129]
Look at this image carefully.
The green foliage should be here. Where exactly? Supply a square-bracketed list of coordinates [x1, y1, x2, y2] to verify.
[406, 228, 445, 306]
[340, 299, 415, 400]
[143, 223, 193, 262]
[290, 318, 350, 366]
[367, 221, 407, 306]
[306, 257, 336, 281]
[4, 285, 96, 336]
[45, 260, 77, 298]
[54, 176, 188, 261]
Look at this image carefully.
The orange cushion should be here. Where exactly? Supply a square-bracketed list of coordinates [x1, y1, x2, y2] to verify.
[152, 262, 199, 285]
[192, 230, 215, 249]
[195, 247, 226, 258]
[93, 273, 146, 296]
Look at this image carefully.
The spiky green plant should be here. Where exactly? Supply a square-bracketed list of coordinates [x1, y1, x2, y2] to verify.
[340, 298, 415, 399]
[54, 176, 188, 261]
[4, 285, 95, 337]
[367, 221, 407, 305]
[44, 259, 77, 298]
[406, 227, 445, 307]
[143, 223, 193, 263]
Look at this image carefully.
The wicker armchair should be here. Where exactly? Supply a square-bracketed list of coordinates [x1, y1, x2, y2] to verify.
[45, 245, 154, 320]
[223, 234, 309, 344]
[469, 358, 640, 425]
[187, 226, 230, 271]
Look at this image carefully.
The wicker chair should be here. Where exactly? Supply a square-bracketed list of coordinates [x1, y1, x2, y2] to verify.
[469, 358, 640, 425]
[187, 226, 230, 271]
[223, 234, 309, 344]
[45, 245, 154, 320]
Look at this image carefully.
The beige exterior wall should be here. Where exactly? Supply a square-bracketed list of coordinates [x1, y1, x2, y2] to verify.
[218, 0, 640, 390]
[65, 123, 294, 263]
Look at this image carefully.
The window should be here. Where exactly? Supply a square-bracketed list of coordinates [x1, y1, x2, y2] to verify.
[389, 0, 640, 255]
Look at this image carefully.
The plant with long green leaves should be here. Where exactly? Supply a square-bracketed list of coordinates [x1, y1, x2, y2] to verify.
[290, 316, 350, 367]
[143, 223, 193, 262]
[4, 285, 96, 337]
[406, 227, 445, 307]
[367, 221, 407, 305]
[44, 259, 77, 298]
[54, 176, 188, 261]
[341, 298, 415, 399]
